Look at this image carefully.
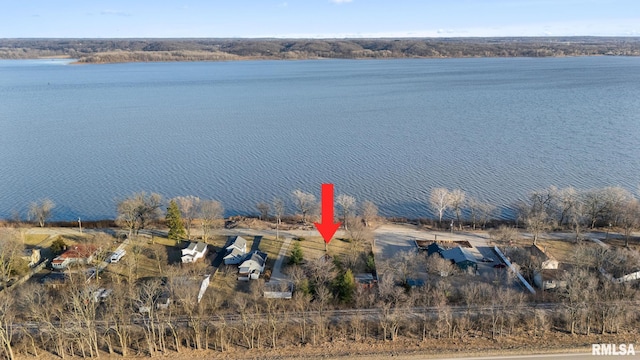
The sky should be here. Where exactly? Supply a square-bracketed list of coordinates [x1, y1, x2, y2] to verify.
[1, 0, 638, 38]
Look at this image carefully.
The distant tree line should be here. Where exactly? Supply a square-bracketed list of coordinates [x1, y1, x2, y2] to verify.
[1, 37, 640, 63]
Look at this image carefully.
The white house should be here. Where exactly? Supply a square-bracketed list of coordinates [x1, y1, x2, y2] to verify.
[181, 242, 208, 263]
[238, 251, 267, 280]
[528, 245, 559, 270]
[528, 245, 562, 290]
[223, 236, 247, 265]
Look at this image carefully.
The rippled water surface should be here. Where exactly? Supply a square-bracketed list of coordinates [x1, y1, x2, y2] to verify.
[1, 57, 639, 220]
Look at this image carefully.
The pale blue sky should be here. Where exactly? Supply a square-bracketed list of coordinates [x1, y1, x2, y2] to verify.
[1, 0, 638, 38]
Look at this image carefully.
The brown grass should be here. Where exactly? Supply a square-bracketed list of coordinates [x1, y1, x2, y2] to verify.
[535, 238, 590, 263]
[23, 234, 50, 246]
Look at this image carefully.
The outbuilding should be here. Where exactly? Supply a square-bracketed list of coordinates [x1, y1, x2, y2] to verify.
[440, 246, 478, 273]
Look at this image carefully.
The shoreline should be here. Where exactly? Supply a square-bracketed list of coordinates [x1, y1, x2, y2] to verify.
[2, 36, 640, 64]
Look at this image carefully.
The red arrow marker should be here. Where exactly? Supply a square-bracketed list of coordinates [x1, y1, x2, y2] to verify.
[314, 183, 341, 250]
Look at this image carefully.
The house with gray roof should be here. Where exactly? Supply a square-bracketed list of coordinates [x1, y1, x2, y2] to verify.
[440, 246, 478, 272]
[238, 250, 267, 280]
[426, 242, 447, 257]
[223, 236, 248, 265]
[181, 241, 208, 263]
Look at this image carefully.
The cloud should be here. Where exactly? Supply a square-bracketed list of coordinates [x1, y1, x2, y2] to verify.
[329, 0, 353, 4]
[100, 10, 131, 17]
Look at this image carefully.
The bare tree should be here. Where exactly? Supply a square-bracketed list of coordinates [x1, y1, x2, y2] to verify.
[467, 196, 496, 230]
[430, 188, 451, 227]
[489, 225, 519, 245]
[103, 283, 133, 357]
[561, 267, 598, 335]
[517, 189, 556, 245]
[273, 197, 285, 240]
[63, 273, 101, 357]
[116, 197, 141, 239]
[602, 186, 633, 226]
[564, 189, 589, 242]
[116, 192, 163, 239]
[139, 192, 163, 230]
[378, 250, 425, 286]
[448, 189, 466, 230]
[426, 253, 456, 277]
[200, 200, 224, 243]
[28, 198, 55, 227]
[617, 197, 640, 247]
[0, 292, 16, 360]
[376, 275, 409, 341]
[256, 202, 270, 221]
[305, 256, 337, 288]
[584, 186, 632, 228]
[171, 270, 208, 350]
[344, 217, 373, 268]
[361, 200, 379, 228]
[292, 189, 316, 224]
[0, 230, 26, 286]
[336, 194, 356, 230]
[174, 196, 201, 240]
[135, 278, 164, 356]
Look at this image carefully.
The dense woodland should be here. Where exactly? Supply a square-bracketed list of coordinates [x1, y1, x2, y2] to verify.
[1, 37, 640, 63]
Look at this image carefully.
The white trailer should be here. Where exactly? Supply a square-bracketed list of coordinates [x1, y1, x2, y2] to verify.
[110, 249, 126, 263]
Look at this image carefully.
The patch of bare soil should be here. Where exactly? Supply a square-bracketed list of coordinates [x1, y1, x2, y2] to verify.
[26, 333, 637, 360]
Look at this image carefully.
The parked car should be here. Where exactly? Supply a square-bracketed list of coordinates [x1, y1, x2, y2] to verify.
[480, 257, 495, 263]
[493, 263, 507, 269]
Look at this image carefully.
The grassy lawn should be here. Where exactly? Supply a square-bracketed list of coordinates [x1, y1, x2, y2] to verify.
[283, 235, 370, 274]
[23, 234, 50, 246]
[150, 236, 177, 247]
[601, 233, 640, 252]
[534, 238, 588, 264]
[255, 236, 280, 273]
[211, 266, 254, 297]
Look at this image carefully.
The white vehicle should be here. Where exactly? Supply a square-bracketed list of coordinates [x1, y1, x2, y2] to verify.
[110, 249, 126, 263]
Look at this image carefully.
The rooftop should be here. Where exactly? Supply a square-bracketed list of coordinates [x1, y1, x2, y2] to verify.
[441, 246, 477, 264]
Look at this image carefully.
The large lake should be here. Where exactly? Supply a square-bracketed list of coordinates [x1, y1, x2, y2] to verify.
[1, 57, 639, 221]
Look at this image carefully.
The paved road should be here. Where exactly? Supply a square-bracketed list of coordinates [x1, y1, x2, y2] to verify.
[433, 354, 639, 360]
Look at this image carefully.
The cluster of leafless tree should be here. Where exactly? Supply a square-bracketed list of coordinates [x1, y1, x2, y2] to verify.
[515, 186, 640, 246]
[428, 186, 640, 247]
[112, 190, 378, 245]
[429, 187, 496, 230]
[286, 190, 378, 228]
[0, 230, 30, 288]
[114, 193, 224, 243]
